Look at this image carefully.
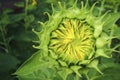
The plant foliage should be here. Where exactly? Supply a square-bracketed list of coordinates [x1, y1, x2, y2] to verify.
[0, 0, 120, 80]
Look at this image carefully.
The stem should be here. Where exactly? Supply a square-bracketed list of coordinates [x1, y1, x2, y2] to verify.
[0, 26, 9, 53]
[75, 74, 79, 80]
[24, 0, 28, 30]
[25, 0, 28, 18]
[85, 74, 90, 80]
[114, 3, 119, 13]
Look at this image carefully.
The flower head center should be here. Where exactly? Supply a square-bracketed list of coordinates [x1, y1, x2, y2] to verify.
[49, 18, 95, 63]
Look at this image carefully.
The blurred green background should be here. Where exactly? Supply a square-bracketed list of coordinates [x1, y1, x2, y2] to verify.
[0, 0, 120, 80]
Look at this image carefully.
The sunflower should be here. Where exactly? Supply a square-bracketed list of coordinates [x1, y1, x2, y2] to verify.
[15, 0, 120, 80]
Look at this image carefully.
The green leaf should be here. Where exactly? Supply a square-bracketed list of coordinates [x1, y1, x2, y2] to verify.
[66, 74, 75, 80]
[0, 54, 20, 72]
[9, 13, 25, 23]
[3, 8, 13, 14]
[45, 0, 58, 3]
[26, 14, 35, 23]
[15, 51, 58, 80]
[14, 31, 38, 42]
[14, 2, 24, 7]
[88, 58, 119, 80]
[105, 0, 120, 3]
[87, 60, 103, 74]
[114, 26, 120, 39]
[16, 68, 56, 80]
[103, 12, 120, 29]
[93, 63, 120, 80]
[26, 5, 36, 11]
[0, 13, 11, 25]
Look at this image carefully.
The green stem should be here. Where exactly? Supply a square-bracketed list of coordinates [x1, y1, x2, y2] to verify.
[24, 0, 28, 30]
[114, 3, 119, 13]
[25, 0, 28, 19]
[85, 74, 90, 80]
[0, 26, 9, 53]
[75, 74, 79, 80]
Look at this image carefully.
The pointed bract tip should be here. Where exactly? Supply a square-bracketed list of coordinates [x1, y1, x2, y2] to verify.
[58, 1, 63, 10]
[38, 21, 45, 26]
[100, 10, 111, 20]
[85, 0, 88, 8]
[90, 1, 99, 14]
[51, 3, 55, 12]
[72, 0, 78, 8]
[32, 45, 40, 49]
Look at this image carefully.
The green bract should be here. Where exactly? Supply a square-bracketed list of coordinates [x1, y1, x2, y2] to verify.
[15, 0, 120, 80]
[33, 1, 112, 64]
